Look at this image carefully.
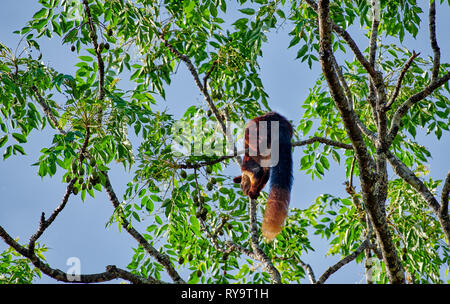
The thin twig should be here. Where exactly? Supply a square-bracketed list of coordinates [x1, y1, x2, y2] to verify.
[203, 60, 218, 91]
[385, 51, 420, 110]
[292, 136, 353, 150]
[31, 86, 66, 135]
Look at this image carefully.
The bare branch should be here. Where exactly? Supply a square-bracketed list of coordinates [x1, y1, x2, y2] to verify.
[386, 150, 440, 212]
[329, 54, 353, 109]
[105, 265, 166, 284]
[0, 226, 160, 284]
[293, 136, 353, 150]
[429, 0, 441, 82]
[224, 241, 256, 258]
[440, 170, 450, 230]
[385, 51, 420, 110]
[329, 53, 378, 143]
[316, 230, 372, 284]
[28, 182, 74, 252]
[297, 258, 316, 284]
[368, 0, 380, 67]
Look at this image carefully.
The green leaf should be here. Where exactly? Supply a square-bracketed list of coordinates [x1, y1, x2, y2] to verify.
[239, 8, 255, 15]
[146, 200, 154, 213]
[276, 9, 286, 19]
[78, 56, 93, 62]
[0, 135, 7, 148]
[132, 211, 141, 222]
[190, 215, 201, 237]
[33, 8, 47, 19]
[13, 145, 26, 155]
[184, 1, 196, 14]
[3, 146, 12, 160]
[302, 121, 313, 136]
[320, 156, 330, 170]
[12, 133, 27, 143]
[296, 44, 308, 59]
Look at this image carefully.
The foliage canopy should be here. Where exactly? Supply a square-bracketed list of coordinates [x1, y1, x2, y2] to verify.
[0, 0, 449, 284]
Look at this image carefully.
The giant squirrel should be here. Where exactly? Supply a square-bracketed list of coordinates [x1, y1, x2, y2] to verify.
[233, 112, 293, 241]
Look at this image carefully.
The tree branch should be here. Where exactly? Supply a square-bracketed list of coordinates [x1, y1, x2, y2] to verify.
[368, 0, 380, 68]
[328, 51, 378, 143]
[0, 226, 160, 284]
[330, 51, 353, 109]
[441, 171, 450, 218]
[203, 60, 217, 92]
[429, 0, 441, 82]
[102, 173, 185, 283]
[292, 136, 353, 150]
[385, 51, 420, 110]
[305, 0, 381, 86]
[297, 258, 316, 284]
[248, 198, 282, 283]
[317, 0, 405, 284]
[82, 0, 105, 101]
[28, 127, 91, 253]
[316, 0, 375, 185]
[386, 150, 450, 246]
[178, 154, 238, 170]
[316, 230, 372, 284]
[385, 150, 439, 212]
[31, 86, 66, 135]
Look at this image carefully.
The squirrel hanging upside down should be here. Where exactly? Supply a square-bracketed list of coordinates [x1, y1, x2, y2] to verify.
[233, 112, 293, 241]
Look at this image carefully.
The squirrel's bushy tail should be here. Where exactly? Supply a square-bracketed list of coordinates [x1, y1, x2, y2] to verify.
[262, 187, 290, 241]
[261, 114, 293, 241]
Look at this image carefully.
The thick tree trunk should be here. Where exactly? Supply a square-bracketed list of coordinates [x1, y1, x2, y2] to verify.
[317, 0, 406, 284]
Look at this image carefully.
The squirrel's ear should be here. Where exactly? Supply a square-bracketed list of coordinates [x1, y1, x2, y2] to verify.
[233, 176, 242, 183]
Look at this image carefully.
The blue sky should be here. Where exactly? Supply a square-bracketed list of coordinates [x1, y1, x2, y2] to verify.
[0, 0, 449, 283]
